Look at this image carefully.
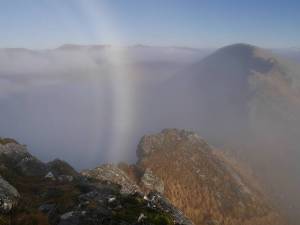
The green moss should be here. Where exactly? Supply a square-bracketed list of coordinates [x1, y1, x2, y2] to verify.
[112, 194, 173, 225]
[147, 213, 173, 225]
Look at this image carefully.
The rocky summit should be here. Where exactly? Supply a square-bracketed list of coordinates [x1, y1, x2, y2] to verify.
[0, 130, 288, 225]
[134, 129, 286, 225]
[0, 139, 47, 177]
[83, 129, 287, 225]
[0, 137, 193, 225]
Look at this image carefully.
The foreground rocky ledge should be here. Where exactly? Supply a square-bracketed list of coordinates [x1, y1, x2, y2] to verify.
[0, 129, 287, 225]
[0, 135, 192, 225]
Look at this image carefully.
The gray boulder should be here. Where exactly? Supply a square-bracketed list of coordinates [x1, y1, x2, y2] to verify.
[81, 164, 141, 194]
[0, 141, 47, 176]
[147, 191, 194, 225]
[140, 168, 164, 194]
[0, 175, 19, 213]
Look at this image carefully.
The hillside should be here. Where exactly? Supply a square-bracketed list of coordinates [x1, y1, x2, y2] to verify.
[134, 129, 286, 225]
[157, 44, 300, 133]
[0, 137, 193, 225]
[0, 129, 289, 225]
[160, 44, 300, 224]
[85, 129, 287, 225]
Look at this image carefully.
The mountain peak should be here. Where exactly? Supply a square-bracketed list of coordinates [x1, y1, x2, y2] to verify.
[222, 43, 257, 49]
[211, 43, 275, 62]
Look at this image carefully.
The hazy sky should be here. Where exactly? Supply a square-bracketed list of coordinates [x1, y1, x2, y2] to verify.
[0, 0, 299, 49]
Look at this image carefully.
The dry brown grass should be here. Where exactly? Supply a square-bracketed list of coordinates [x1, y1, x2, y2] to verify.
[137, 138, 287, 225]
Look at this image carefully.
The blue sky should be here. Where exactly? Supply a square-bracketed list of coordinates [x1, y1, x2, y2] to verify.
[0, 0, 299, 49]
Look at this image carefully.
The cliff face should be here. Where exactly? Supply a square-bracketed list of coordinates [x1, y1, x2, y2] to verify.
[135, 129, 286, 225]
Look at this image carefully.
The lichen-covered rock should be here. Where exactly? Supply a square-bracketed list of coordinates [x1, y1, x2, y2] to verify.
[0, 137, 194, 225]
[0, 141, 47, 177]
[147, 192, 194, 225]
[140, 168, 164, 194]
[44, 181, 193, 225]
[0, 134, 287, 225]
[0, 175, 19, 213]
[81, 164, 141, 194]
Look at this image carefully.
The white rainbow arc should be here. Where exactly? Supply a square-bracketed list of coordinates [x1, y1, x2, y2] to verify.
[78, 1, 135, 162]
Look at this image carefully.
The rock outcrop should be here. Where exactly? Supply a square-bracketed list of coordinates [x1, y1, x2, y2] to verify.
[136, 129, 286, 225]
[0, 140, 47, 177]
[46, 159, 79, 182]
[0, 176, 19, 213]
[147, 191, 193, 225]
[0, 132, 288, 225]
[0, 138, 194, 225]
[50, 184, 192, 225]
[140, 168, 164, 194]
[0, 140, 78, 182]
[82, 164, 141, 195]
[84, 129, 287, 225]
[46, 159, 79, 178]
